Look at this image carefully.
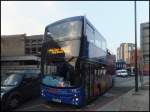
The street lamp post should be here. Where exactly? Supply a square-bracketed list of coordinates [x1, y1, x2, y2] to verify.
[134, 1, 138, 92]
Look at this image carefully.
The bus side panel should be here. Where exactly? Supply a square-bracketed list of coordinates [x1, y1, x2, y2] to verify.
[84, 63, 90, 103]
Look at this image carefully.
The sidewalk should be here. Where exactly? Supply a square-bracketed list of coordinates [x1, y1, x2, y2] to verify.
[97, 82, 149, 111]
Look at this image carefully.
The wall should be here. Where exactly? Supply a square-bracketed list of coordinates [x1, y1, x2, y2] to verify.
[1, 34, 25, 57]
[140, 22, 149, 75]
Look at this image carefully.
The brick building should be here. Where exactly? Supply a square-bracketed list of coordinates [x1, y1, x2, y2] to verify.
[117, 43, 135, 66]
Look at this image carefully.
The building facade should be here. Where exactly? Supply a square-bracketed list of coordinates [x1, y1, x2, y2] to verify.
[117, 43, 135, 65]
[130, 49, 141, 70]
[1, 34, 43, 72]
[140, 22, 149, 75]
[25, 35, 43, 56]
[1, 34, 26, 57]
[117, 47, 120, 61]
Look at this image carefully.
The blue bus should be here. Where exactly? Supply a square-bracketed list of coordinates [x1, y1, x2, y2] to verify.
[41, 16, 113, 106]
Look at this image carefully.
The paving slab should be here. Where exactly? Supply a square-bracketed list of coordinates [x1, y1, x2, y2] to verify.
[97, 81, 149, 111]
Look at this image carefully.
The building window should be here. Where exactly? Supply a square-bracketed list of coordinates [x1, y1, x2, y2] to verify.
[32, 47, 36, 53]
[25, 40, 30, 43]
[31, 40, 36, 43]
[25, 39, 31, 46]
[38, 47, 41, 52]
[2, 62, 20, 66]
[25, 48, 30, 54]
[38, 39, 43, 43]
[128, 47, 131, 51]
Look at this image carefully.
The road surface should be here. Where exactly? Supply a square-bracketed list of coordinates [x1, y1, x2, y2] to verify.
[15, 76, 149, 111]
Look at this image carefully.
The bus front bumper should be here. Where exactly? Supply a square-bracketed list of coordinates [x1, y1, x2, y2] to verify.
[41, 89, 83, 106]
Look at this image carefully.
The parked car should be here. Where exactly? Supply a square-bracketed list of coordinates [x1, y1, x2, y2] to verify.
[116, 69, 128, 77]
[1, 69, 41, 111]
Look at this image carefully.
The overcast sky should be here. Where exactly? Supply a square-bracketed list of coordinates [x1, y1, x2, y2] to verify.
[1, 1, 149, 55]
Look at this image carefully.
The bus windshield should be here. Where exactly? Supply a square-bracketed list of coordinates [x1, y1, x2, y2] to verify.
[46, 20, 82, 41]
[41, 59, 81, 88]
[41, 40, 81, 88]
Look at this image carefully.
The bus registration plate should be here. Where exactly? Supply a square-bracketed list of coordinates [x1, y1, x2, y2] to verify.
[52, 98, 61, 103]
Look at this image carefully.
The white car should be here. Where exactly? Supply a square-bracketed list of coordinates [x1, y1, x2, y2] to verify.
[116, 69, 128, 77]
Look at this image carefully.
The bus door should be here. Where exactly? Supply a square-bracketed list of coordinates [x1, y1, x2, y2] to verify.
[100, 66, 107, 93]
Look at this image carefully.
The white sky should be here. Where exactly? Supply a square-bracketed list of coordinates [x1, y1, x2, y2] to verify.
[1, 1, 149, 54]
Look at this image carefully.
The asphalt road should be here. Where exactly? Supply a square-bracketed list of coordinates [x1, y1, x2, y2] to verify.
[14, 76, 149, 111]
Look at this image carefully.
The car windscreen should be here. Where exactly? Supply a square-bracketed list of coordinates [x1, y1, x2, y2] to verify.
[1, 74, 23, 86]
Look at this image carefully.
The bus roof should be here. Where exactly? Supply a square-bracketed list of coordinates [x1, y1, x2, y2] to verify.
[46, 16, 84, 29]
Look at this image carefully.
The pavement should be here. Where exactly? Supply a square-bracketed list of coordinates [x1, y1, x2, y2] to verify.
[97, 81, 149, 111]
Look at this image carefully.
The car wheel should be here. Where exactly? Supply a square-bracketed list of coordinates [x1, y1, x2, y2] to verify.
[8, 96, 20, 109]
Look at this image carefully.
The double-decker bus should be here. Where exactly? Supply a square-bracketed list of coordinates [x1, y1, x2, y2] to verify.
[41, 16, 113, 106]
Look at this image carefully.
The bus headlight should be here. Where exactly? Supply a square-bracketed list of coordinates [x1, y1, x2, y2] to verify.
[41, 90, 45, 96]
[75, 98, 79, 101]
[72, 97, 79, 104]
[73, 97, 79, 102]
